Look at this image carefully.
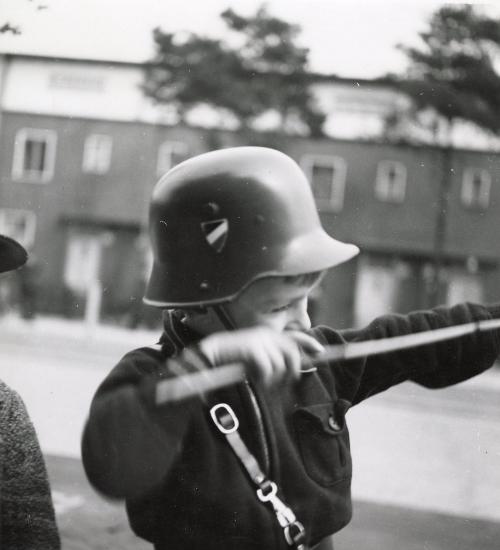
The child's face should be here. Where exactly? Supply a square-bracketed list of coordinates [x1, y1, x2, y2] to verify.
[225, 277, 314, 333]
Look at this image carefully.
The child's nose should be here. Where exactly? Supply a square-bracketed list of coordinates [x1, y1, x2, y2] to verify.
[286, 299, 311, 331]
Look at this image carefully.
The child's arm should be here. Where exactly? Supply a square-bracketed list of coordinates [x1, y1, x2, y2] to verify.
[82, 330, 321, 499]
[81, 347, 197, 499]
[335, 302, 500, 404]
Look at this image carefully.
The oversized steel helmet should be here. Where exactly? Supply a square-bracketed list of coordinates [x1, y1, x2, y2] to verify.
[144, 146, 359, 307]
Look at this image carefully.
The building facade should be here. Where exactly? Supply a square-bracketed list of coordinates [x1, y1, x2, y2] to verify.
[0, 53, 498, 328]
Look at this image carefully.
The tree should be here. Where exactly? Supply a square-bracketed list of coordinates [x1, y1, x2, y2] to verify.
[388, 5, 500, 305]
[1, 1, 50, 35]
[142, 5, 325, 137]
[389, 5, 500, 142]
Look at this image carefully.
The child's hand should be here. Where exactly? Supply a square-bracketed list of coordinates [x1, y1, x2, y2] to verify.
[199, 328, 324, 386]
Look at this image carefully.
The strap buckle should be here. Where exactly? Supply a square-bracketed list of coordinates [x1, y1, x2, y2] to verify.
[210, 403, 239, 434]
[284, 521, 306, 547]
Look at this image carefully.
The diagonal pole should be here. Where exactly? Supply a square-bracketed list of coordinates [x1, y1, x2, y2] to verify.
[314, 318, 500, 362]
[155, 319, 500, 405]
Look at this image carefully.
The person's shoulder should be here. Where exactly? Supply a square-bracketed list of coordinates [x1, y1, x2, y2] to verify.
[122, 342, 165, 363]
[101, 340, 175, 387]
[0, 380, 30, 425]
[91, 343, 168, 397]
[0, 379, 14, 395]
[113, 342, 166, 375]
[0, 379, 21, 406]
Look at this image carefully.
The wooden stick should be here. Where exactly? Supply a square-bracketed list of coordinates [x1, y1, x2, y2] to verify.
[316, 318, 500, 362]
[156, 363, 245, 405]
[155, 319, 500, 404]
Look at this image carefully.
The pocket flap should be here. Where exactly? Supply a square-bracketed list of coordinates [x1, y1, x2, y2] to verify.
[293, 399, 353, 486]
[296, 400, 351, 433]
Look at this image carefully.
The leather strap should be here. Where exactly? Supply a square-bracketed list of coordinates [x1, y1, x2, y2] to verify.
[210, 402, 308, 549]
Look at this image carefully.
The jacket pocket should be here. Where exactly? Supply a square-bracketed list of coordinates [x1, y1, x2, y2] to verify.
[293, 399, 352, 487]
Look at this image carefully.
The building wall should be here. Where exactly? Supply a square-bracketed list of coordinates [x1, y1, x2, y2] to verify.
[1, 112, 499, 323]
[4, 54, 500, 150]
[289, 139, 440, 254]
[445, 150, 500, 261]
[288, 137, 500, 323]
[0, 55, 499, 326]
[2, 57, 159, 123]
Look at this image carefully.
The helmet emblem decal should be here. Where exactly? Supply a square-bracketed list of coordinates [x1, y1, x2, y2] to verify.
[201, 218, 229, 253]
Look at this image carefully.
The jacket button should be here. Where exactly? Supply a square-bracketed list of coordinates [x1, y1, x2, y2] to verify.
[328, 415, 341, 431]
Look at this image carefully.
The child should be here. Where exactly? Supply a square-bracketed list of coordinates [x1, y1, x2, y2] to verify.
[0, 234, 60, 549]
[82, 147, 500, 550]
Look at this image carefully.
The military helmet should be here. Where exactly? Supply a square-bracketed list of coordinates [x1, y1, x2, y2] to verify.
[144, 146, 358, 307]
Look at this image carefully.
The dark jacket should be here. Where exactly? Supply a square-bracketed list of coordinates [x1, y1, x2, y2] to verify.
[82, 303, 500, 550]
[0, 381, 60, 550]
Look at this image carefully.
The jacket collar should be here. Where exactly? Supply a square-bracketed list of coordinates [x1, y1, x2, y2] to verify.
[159, 309, 202, 356]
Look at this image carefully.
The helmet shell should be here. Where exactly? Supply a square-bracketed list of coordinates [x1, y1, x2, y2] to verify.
[144, 146, 358, 307]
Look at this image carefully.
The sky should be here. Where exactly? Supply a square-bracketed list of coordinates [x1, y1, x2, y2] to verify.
[0, 0, 498, 78]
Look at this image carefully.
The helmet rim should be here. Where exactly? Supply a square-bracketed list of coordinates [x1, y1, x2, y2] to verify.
[144, 227, 359, 307]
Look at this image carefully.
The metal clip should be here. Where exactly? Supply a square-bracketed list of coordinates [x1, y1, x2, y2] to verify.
[256, 480, 277, 502]
[284, 521, 306, 547]
[210, 403, 239, 434]
[257, 481, 300, 531]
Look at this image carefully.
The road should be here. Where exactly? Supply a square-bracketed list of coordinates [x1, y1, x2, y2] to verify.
[1, 315, 500, 549]
[47, 453, 500, 550]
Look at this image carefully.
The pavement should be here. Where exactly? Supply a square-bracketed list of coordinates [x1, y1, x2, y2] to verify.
[1, 314, 500, 549]
[48, 455, 149, 550]
[47, 453, 500, 550]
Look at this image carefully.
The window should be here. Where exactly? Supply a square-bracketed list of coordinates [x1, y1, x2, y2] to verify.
[354, 258, 399, 326]
[49, 72, 104, 92]
[447, 272, 483, 305]
[301, 155, 346, 211]
[461, 168, 490, 209]
[82, 134, 112, 174]
[157, 141, 189, 176]
[375, 160, 406, 203]
[12, 128, 57, 183]
[0, 208, 36, 248]
[64, 234, 102, 293]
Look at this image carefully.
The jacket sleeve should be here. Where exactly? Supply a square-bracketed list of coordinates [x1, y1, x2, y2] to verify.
[1, 385, 60, 550]
[325, 302, 500, 405]
[81, 346, 201, 500]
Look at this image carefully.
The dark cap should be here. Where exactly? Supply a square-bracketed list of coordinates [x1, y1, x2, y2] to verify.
[0, 235, 28, 273]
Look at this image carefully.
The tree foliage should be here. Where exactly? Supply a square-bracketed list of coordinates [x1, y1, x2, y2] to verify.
[143, 5, 325, 136]
[392, 5, 500, 136]
[389, 5, 500, 305]
[0, 1, 49, 35]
